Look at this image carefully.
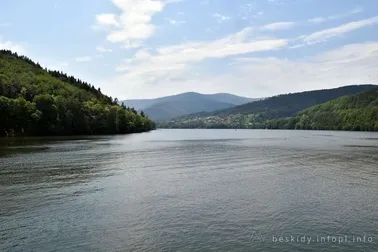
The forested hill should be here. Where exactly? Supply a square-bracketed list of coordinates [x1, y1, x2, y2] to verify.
[157, 85, 377, 129]
[208, 84, 377, 118]
[266, 87, 378, 131]
[0, 50, 155, 137]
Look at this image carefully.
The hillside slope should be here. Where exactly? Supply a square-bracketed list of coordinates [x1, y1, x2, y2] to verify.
[212, 85, 377, 118]
[122, 92, 259, 121]
[0, 50, 155, 136]
[157, 85, 377, 129]
[266, 87, 378, 131]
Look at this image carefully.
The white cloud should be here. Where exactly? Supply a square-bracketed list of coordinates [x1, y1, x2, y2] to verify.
[108, 42, 378, 99]
[134, 48, 152, 60]
[0, 39, 24, 54]
[261, 22, 296, 31]
[75, 56, 92, 62]
[94, 0, 180, 49]
[116, 27, 287, 71]
[96, 46, 113, 52]
[312, 42, 378, 64]
[96, 13, 120, 27]
[89, 2, 377, 100]
[165, 18, 185, 25]
[308, 7, 364, 24]
[303, 16, 378, 44]
[213, 13, 231, 23]
[100, 27, 289, 98]
[227, 42, 378, 95]
[308, 17, 326, 24]
[122, 42, 144, 49]
[289, 44, 305, 49]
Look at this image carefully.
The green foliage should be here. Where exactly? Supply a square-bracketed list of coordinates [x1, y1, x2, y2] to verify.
[0, 50, 155, 136]
[265, 88, 378, 131]
[158, 86, 378, 131]
[212, 85, 376, 118]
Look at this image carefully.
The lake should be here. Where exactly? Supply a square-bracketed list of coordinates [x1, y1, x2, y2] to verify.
[0, 129, 377, 251]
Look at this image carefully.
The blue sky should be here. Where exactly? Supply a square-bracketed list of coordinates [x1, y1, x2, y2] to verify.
[1, 0, 378, 99]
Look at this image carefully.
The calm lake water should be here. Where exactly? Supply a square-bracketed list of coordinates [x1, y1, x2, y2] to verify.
[0, 129, 377, 252]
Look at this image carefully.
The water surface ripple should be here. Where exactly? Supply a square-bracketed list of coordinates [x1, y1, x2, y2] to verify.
[0, 129, 377, 251]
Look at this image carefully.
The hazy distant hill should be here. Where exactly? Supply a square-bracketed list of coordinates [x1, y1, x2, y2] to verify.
[122, 92, 259, 121]
[157, 84, 377, 129]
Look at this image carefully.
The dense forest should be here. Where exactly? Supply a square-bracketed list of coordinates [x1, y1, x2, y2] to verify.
[0, 50, 155, 137]
[197, 85, 376, 118]
[157, 85, 378, 131]
[265, 87, 378, 131]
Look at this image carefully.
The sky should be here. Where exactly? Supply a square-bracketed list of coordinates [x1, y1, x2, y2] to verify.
[1, 0, 378, 99]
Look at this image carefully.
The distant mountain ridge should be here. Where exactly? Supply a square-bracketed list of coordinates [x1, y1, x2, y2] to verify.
[157, 84, 377, 129]
[212, 84, 377, 117]
[122, 92, 259, 121]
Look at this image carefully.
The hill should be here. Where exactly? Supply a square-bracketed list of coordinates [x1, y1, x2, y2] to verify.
[157, 85, 377, 129]
[210, 85, 376, 118]
[0, 50, 155, 136]
[122, 92, 259, 121]
[143, 99, 234, 121]
[266, 87, 378, 131]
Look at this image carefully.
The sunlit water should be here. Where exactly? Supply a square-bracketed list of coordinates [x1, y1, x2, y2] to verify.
[0, 129, 377, 252]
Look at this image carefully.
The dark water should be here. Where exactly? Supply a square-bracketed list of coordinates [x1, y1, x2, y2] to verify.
[0, 129, 377, 252]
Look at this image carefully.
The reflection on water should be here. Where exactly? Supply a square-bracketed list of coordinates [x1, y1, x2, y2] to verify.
[0, 129, 377, 251]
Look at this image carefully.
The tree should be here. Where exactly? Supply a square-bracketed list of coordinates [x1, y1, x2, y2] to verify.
[0, 50, 155, 136]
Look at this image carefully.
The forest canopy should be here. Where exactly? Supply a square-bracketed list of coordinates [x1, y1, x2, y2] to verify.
[265, 87, 378, 131]
[157, 85, 378, 131]
[0, 50, 155, 137]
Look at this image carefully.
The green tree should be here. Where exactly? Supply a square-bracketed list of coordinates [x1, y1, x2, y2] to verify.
[0, 49, 155, 136]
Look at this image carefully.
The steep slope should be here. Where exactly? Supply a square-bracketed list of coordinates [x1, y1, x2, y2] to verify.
[123, 92, 258, 121]
[0, 50, 155, 136]
[266, 87, 378, 131]
[157, 85, 377, 128]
